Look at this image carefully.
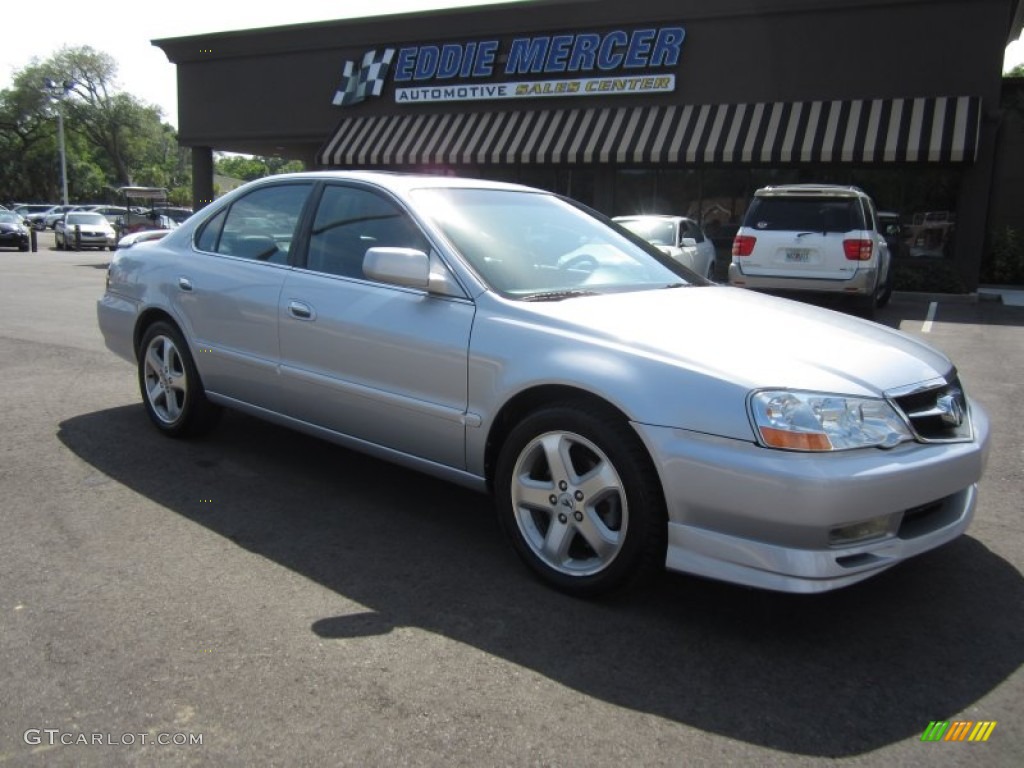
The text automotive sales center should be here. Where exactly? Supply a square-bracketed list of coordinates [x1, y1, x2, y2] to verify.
[156, 0, 1024, 290]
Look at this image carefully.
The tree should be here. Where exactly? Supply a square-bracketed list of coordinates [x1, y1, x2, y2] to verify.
[215, 154, 306, 182]
[0, 45, 190, 202]
[1007, 63, 1024, 77]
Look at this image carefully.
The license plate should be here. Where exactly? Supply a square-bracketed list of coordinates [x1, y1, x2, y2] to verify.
[785, 249, 810, 262]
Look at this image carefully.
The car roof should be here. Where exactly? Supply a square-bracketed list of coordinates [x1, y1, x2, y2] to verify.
[754, 184, 868, 198]
[612, 214, 693, 223]
[240, 170, 540, 196]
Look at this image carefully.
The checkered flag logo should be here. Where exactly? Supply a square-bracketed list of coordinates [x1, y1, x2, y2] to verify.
[332, 48, 396, 106]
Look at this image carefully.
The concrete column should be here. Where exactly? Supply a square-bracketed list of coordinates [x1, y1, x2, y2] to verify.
[192, 146, 215, 211]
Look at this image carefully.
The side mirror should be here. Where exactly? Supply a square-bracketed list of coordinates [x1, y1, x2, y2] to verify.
[680, 237, 698, 249]
[363, 247, 430, 290]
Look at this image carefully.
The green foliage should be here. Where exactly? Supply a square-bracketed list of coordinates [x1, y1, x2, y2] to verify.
[214, 154, 306, 181]
[0, 45, 190, 203]
[1006, 63, 1024, 78]
[982, 227, 1024, 285]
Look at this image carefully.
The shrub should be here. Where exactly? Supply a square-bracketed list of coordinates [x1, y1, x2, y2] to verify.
[893, 259, 969, 294]
[984, 227, 1024, 285]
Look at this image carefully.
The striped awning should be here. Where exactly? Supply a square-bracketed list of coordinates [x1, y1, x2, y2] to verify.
[318, 96, 980, 167]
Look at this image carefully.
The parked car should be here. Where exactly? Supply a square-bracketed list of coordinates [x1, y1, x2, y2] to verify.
[877, 211, 905, 260]
[98, 172, 988, 597]
[729, 184, 893, 317]
[85, 205, 132, 226]
[0, 211, 30, 251]
[55, 211, 117, 250]
[613, 214, 718, 280]
[116, 229, 171, 249]
[44, 205, 84, 230]
[151, 206, 194, 225]
[12, 203, 54, 221]
[24, 204, 61, 230]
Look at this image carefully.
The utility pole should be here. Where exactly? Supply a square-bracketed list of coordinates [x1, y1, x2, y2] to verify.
[44, 79, 73, 206]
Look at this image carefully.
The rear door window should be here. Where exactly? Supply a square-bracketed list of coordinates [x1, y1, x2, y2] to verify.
[196, 183, 312, 263]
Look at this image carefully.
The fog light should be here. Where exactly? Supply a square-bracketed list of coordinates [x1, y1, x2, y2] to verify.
[829, 516, 892, 546]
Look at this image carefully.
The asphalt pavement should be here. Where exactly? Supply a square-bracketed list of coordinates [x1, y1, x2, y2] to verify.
[1, 234, 1022, 767]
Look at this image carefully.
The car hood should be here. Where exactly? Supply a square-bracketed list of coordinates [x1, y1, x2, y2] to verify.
[514, 285, 952, 397]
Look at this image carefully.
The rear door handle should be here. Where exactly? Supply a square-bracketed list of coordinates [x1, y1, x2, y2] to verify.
[288, 300, 315, 320]
[178, 277, 193, 291]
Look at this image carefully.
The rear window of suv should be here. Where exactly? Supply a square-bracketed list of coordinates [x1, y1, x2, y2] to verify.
[744, 196, 865, 233]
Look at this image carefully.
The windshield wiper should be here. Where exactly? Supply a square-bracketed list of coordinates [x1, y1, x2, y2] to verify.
[519, 289, 600, 302]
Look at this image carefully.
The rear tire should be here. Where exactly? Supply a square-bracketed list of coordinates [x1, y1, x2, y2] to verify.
[494, 402, 667, 597]
[137, 321, 221, 438]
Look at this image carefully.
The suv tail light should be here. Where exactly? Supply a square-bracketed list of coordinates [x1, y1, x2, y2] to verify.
[733, 235, 757, 257]
[843, 239, 873, 261]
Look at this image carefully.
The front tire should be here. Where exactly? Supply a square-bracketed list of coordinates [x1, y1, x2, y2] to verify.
[494, 403, 667, 597]
[138, 321, 221, 438]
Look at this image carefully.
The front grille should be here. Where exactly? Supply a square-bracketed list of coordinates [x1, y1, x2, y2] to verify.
[888, 373, 973, 443]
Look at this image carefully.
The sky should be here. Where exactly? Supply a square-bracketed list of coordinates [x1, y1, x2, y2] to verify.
[2, 0, 527, 128]
[4, 1, 1023, 130]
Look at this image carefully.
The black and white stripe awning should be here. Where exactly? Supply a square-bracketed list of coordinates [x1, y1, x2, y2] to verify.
[318, 96, 980, 167]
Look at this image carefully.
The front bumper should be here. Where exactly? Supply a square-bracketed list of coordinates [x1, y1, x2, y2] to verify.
[634, 402, 990, 592]
[0, 231, 29, 247]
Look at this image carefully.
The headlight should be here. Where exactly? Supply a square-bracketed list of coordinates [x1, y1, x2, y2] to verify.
[749, 390, 912, 451]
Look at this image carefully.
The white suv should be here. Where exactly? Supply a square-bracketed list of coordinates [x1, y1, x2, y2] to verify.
[728, 185, 892, 317]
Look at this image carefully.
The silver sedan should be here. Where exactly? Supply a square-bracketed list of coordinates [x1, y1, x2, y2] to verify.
[97, 172, 989, 597]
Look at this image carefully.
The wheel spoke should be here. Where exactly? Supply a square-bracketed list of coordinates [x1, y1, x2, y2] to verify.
[513, 479, 555, 512]
[577, 460, 621, 505]
[145, 344, 164, 376]
[575, 507, 620, 561]
[539, 433, 573, 485]
[164, 388, 182, 420]
[541, 516, 574, 564]
[145, 377, 164, 406]
[166, 368, 187, 393]
[162, 337, 176, 369]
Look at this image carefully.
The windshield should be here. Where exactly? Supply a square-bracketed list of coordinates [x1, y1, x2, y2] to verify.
[67, 212, 107, 226]
[410, 188, 694, 298]
[616, 218, 676, 246]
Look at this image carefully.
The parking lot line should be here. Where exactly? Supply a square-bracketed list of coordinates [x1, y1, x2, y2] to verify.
[922, 301, 938, 333]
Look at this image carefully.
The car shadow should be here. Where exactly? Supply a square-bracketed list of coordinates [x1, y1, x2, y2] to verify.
[58, 405, 1023, 757]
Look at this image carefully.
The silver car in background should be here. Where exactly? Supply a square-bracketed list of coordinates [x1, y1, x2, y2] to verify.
[97, 172, 989, 597]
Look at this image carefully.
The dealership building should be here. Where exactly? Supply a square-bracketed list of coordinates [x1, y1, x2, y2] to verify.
[155, 0, 1024, 290]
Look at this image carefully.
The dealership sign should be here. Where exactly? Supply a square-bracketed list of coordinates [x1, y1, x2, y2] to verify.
[332, 26, 685, 106]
